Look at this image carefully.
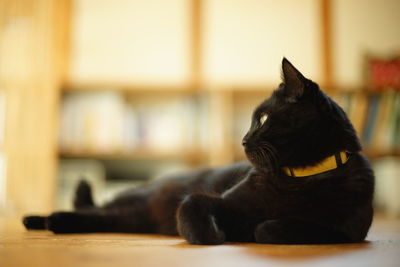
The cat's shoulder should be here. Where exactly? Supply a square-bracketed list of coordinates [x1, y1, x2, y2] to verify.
[346, 153, 374, 178]
[348, 152, 372, 166]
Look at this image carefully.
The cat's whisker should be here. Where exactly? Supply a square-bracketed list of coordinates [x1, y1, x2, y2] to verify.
[254, 141, 280, 173]
[265, 143, 280, 170]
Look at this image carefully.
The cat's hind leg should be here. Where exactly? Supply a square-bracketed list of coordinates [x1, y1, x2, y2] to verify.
[46, 211, 114, 233]
[23, 211, 114, 233]
[74, 180, 95, 210]
[23, 216, 47, 230]
[46, 208, 156, 234]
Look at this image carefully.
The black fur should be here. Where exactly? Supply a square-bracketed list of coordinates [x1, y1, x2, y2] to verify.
[23, 58, 374, 245]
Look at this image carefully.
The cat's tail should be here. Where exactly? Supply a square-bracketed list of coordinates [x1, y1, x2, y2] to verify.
[73, 179, 96, 210]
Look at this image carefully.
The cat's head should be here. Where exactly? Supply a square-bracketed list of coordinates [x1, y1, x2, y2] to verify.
[242, 58, 361, 172]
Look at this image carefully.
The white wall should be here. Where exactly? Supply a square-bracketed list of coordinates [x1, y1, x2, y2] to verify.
[70, 0, 400, 88]
[69, 0, 191, 85]
[69, 0, 322, 87]
[202, 0, 322, 87]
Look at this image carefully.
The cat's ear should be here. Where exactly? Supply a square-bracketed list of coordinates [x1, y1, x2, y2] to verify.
[281, 58, 306, 102]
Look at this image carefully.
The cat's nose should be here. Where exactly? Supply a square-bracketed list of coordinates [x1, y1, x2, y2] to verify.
[242, 139, 248, 147]
[242, 133, 250, 147]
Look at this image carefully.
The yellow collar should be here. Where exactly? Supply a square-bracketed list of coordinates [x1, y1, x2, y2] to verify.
[283, 151, 349, 177]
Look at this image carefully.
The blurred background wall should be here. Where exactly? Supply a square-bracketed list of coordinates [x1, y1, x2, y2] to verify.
[0, 0, 399, 217]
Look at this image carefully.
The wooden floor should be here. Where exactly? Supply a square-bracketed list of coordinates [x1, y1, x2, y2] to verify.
[1, 217, 399, 267]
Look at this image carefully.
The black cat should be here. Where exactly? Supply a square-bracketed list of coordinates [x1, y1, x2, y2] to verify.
[23, 58, 374, 245]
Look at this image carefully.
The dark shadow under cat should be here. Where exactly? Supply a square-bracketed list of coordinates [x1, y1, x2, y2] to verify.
[23, 58, 374, 245]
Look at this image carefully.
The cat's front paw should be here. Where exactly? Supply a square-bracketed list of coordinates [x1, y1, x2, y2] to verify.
[254, 219, 286, 244]
[177, 194, 225, 245]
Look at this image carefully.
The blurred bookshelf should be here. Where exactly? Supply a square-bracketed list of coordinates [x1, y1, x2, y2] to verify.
[59, 85, 209, 156]
[58, 84, 275, 163]
[58, 85, 400, 161]
[59, 57, 400, 164]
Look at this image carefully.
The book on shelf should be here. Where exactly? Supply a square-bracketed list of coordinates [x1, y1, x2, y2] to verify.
[344, 93, 369, 136]
[367, 57, 400, 91]
[359, 91, 400, 153]
[372, 91, 396, 151]
[362, 94, 380, 146]
[391, 94, 400, 147]
[308, 90, 400, 156]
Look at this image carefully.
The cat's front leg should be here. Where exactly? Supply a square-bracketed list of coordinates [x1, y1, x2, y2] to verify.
[176, 193, 225, 245]
[254, 218, 351, 244]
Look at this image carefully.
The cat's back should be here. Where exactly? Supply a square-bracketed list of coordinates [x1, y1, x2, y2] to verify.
[339, 152, 375, 202]
[159, 161, 253, 194]
[105, 161, 253, 208]
[196, 161, 253, 193]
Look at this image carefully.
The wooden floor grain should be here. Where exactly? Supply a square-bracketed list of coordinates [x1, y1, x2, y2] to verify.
[1, 217, 399, 267]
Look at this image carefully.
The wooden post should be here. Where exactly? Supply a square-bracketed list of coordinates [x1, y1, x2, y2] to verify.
[0, 0, 69, 216]
[321, 0, 333, 90]
[208, 90, 234, 166]
[191, 0, 202, 90]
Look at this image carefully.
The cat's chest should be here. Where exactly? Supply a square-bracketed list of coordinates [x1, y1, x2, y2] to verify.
[246, 174, 291, 216]
[248, 174, 332, 216]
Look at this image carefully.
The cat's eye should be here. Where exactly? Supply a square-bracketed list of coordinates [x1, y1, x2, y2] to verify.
[259, 113, 268, 126]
